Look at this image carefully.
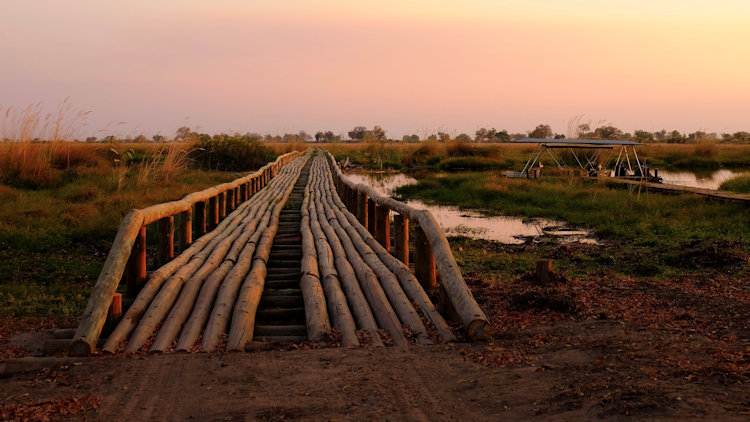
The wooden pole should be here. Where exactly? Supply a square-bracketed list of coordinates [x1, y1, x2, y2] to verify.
[195, 201, 207, 236]
[218, 192, 226, 220]
[375, 206, 390, 251]
[180, 209, 192, 251]
[240, 184, 247, 202]
[356, 191, 368, 229]
[208, 196, 218, 229]
[227, 189, 235, 213]
[414, 224, 437, 289]
[126, 226, 147, 297]
[393, 214, 408, 266]
[158, 216, 174, 266]
[367, 198, 377, 236]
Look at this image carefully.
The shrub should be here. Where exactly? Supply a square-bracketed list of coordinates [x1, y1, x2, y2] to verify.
[191, 136, 273, 171]
[719, 174, 750, 193]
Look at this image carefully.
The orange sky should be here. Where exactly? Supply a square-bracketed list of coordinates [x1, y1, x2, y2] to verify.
[1, 1, 749, 138]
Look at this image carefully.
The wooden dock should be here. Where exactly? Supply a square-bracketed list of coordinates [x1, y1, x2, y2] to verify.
[66, 150, 489, 355]
[602, 177, 750, 203]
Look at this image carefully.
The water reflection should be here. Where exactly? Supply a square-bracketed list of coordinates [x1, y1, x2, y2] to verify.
[345, 172, 596, 244]
[658, 169, 749, 190]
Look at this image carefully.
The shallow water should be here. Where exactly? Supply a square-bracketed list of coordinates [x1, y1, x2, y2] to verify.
[345, 172, 596, 244]
[657, 169, 749, 190]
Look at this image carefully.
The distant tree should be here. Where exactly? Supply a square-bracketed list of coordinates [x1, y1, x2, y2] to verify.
[653, 130, 667, 142]
[370, 126, 387, 141]
[528, 124, 553, 139]
[315, 131, 339, 142]
[298, 130, 312, 142]
[437, 132, 451, 142]
[86, 136, 98, 143]
[456, 133, 472, 143]
[554, 133, 566, 139]
[402, 134, 420, 143]
[175, 126, 191, 141]
[593, 125, 623, 140]
[667, 130, 684, 143]
[633, 130, 654, 143]
[427, 134, 438, 141]
[494, 130, 511, 142]
[133, 134, 148, 143]
[474, 128, 496, 142]
[348, 126, 367, 140]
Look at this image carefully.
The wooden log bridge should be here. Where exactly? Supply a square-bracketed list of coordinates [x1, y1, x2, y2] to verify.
[70, 149, 489, 355]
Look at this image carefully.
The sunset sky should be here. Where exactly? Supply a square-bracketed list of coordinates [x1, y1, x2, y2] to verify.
[2, 0, 749, 139]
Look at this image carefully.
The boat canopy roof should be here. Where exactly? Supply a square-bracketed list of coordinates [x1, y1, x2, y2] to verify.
[513, 138, 642, 146]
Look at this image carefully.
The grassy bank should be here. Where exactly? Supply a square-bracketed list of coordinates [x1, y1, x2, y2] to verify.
[323, 142, 750, 172]
[397, 172, 749, 278]
[720, 173, 750, 193]
[0, 140, 281, 320]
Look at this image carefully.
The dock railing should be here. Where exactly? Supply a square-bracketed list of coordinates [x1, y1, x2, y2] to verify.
[71, 151, 301, 355]
[323, 151, 491, 340]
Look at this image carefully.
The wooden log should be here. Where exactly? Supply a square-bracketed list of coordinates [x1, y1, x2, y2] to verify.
[126, 226, 147, 298]
[375, 206, 390, 251]
[218, 192, 226, 220]
[195, 201, 207, 236]
[227, 159, 306, 351]
[414, 224, 437, 289]
[356, 191, 368, 229]
[43, 339, 74, 355]
[535, 259, 553, 285]
[299, 174, 332, 343]
[330, 182, 456, 342]
[1, 357, 87, 377]
[150, 161, 306, 353]
[103, 196, 261, 353]
[240, 184, 247, 202]
[201, 157, 308, 351]
[158, 165, 303, 352]
[227, 189, 235, 213]
[71, 210, 145, 356]
[393, 214, 408, 266]
[158, 216, 174, 266]
[306, 171, 359, 347]
[318, 160, 430, 344]
[180, 209, 192, 251]
[367, 198, 377, 236]
[208, 196, 219, 229]
[309, 167, 378, 346]
[71, 152, 301, 355]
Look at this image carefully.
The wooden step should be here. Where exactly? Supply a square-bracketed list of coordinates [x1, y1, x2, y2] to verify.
[260, 295, 304, 307]
[254, 325, 307, 337]
[256, 307, 306, 321]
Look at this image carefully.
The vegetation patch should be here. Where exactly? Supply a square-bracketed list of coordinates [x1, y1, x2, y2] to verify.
[719, 173, 750, 193]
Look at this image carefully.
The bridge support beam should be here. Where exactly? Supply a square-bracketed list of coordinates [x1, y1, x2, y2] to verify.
[367, 199, 377, 236]
[126, 226, 147, 297]
[375, 206, 390, 251]
[393, 214, 408, 264]
[356, 191, 368, 229]
[414, 224, 437, 289]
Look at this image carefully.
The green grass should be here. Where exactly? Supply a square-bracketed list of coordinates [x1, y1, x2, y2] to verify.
[397, 172, 750, 278]
[0, 168, 239, 319]
[720, 174, 750, 193]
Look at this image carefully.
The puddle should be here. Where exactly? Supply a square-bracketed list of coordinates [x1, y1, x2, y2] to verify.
[658, 169, 749, 190]
[345, 171, 596, 244]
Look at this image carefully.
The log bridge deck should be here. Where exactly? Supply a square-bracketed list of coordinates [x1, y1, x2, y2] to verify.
[68, 150, 490, 355]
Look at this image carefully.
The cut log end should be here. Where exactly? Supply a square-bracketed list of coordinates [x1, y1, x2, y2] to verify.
[69, 339, 94, 356]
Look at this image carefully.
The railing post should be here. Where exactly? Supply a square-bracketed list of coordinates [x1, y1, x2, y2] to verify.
[367, 199, 377, 236]
[127, 226, 147, 297]
[240, 184, 247, 202]
[393, 214, 408, 265]
[414, 224, 437, 289]
[218, 192, 227, 220]
[234, 187, 240, 207]
[376, 206, 390, 251]
[208, 196, 219, 229]
[195, 201, 207, 235]
[356, 191, 368, 229]
[158, 216, 174, 266]
[227, 189, 235, 213]
[180, 208, 192, 250]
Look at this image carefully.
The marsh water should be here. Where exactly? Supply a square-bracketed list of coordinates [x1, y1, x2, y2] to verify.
[345, 172, 596, 244]
[657, 169, 749, 190]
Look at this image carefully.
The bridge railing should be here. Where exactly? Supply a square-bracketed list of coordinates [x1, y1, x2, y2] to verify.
[71, 151, 301, 355]
[323, 151, 491, 340]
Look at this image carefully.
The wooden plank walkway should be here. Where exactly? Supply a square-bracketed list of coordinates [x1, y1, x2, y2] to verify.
[67, 150, 489, 355]
[603, 177, 750, 203]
